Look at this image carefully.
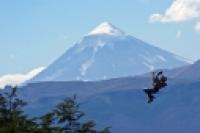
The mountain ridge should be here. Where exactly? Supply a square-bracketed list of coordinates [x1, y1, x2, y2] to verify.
[4, 72, 200, 133]
[31, 22, 189, 82]
[2, 59, 200, 133]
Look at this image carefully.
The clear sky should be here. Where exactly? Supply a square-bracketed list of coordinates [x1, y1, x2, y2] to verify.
[0, 0, 200, 75]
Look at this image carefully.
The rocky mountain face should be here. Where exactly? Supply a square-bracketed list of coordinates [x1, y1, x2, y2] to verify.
[31, 22, 188, 82]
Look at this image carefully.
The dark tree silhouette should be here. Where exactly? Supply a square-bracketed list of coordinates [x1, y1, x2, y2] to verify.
[54, 95, 84, 132]
[53, 95, 111, 133]
[0, 86, 111, 133]
[0, 86, 38, 133]
[39, 112, 62, 133]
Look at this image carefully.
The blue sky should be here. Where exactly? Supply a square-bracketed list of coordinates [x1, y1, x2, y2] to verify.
[0, 0, 200, 76]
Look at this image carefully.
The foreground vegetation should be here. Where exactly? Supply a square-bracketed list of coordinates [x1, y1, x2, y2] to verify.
[0, 86, 110, 133]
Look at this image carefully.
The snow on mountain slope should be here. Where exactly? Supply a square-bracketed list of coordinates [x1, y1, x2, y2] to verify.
[31, 22, 189, 82]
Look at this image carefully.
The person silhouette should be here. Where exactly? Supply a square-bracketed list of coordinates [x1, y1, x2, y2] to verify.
[144, 71, 167, 103]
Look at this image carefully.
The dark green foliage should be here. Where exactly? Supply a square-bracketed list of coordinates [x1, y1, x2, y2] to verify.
[79, 121, 96, 132]
[99, 127, 111, 133]
[0, 87, 111, 133]
[39, 112, 62, 133]
[54, 95, 84, 132]
[0, 86, 38, 133]
[52, 95, 111, 133]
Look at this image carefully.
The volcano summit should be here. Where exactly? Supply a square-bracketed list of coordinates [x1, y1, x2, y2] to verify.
[32, 22, 188, 82]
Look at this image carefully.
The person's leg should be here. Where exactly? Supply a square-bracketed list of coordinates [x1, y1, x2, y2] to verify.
[144, 89, 155, 103]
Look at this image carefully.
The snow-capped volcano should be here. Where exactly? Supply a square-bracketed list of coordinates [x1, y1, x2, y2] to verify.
[31, 22, 189, 82]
